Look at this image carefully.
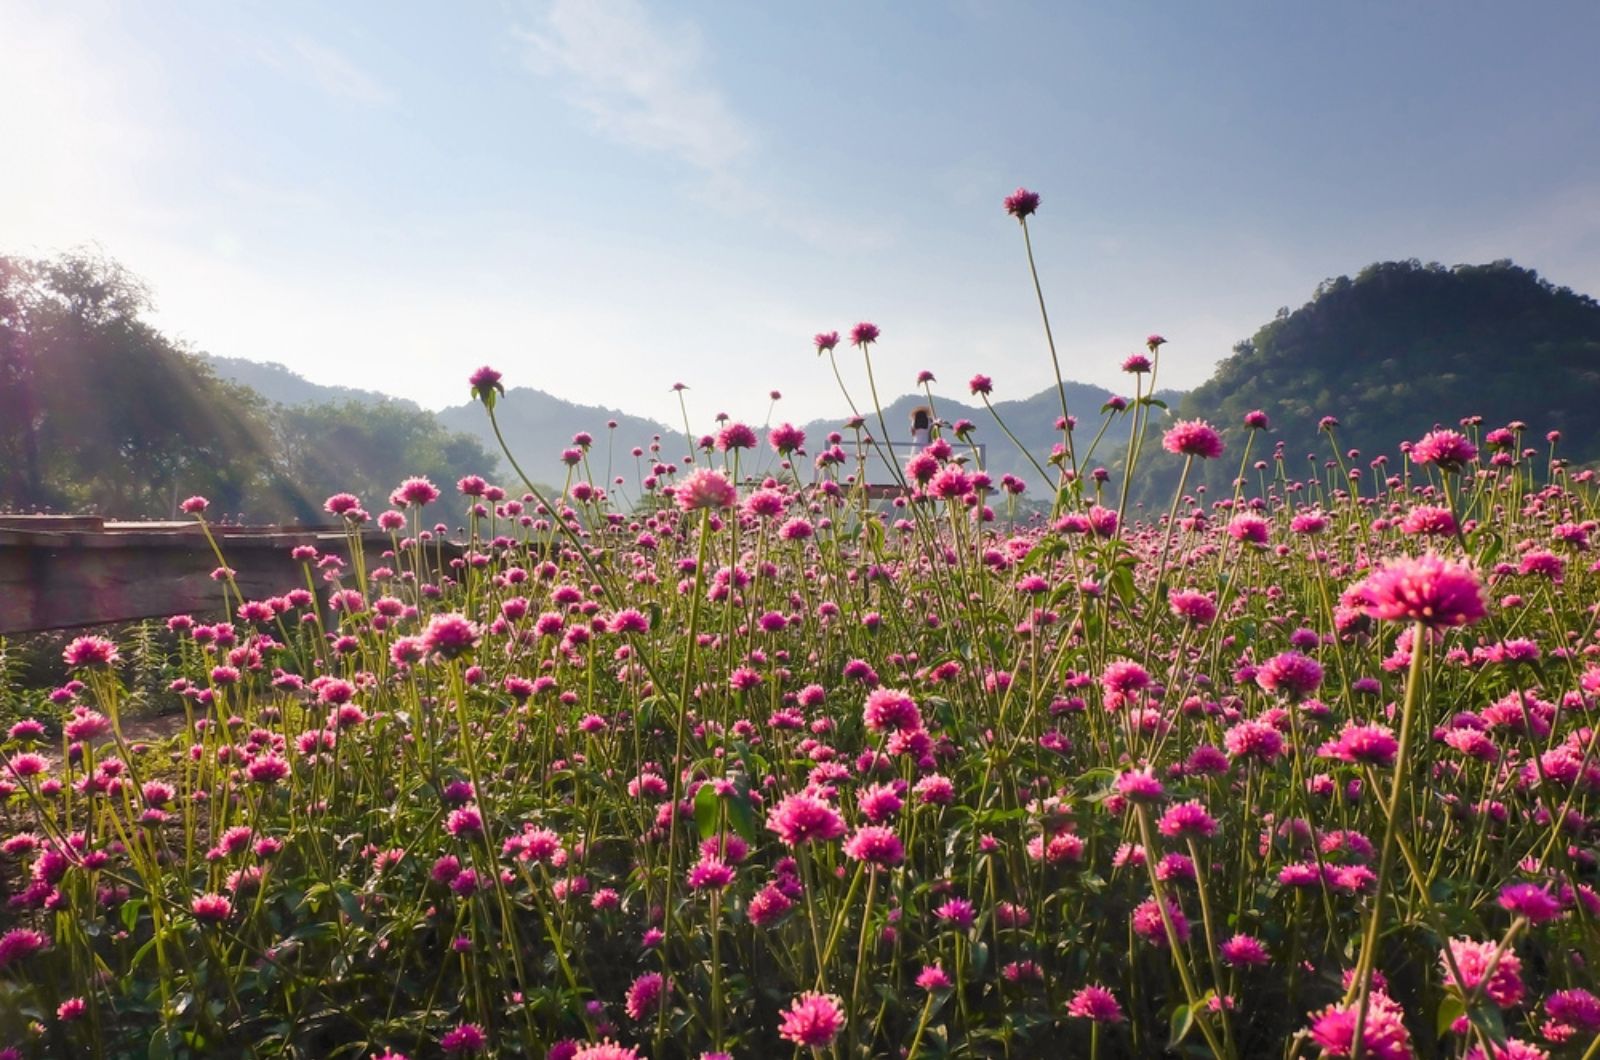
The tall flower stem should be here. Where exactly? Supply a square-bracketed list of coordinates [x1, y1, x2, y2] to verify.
[1016, 216, 1078, 512]
[1348, 620, 1427, 1057]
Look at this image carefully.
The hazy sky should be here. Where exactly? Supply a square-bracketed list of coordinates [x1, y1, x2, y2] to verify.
[6, 0, 1598, 426]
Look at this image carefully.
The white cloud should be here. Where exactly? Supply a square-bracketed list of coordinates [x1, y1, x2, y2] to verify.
[262, 35, 394, 106]
[517, 0, 751, 172]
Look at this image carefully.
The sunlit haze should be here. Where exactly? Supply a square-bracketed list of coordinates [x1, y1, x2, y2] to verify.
[5, 0, 1598, 424]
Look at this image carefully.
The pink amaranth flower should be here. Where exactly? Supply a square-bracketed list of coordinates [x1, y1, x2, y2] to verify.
[0, 928, 49, 967]
[192, 893, 232, 923]
[916, 963, 953, 991]
[1158, 800, 1217, 840]
[1227, 513, 1270, 545]
[766, 793, 846, 846]
[624, 971, 666, 1020]
[422, 613, 481, 658]
[1224, 718, 1285, 761]
[850, 322, 880, 347]
[769, 422, 806, 454]
[935, 897, 976, 930]
[863, 688, 922, 733]
[571, 1042, 641, 1060]
[686, 856, 735, 891]
[1498, 882, 1562, 924]
[1356, 553, 1487, 628]
[1306, 991, 1414, 1059]
[1400, 505, 1457, 537]
[62, 636, 118, 669]
[1318, 723, 1399, 768]
[1256, 651, 1324, 700]
[1065, 984, 1125, 1022]
[675, 468, 737, 511]
[468, 366, 503, 401]
[392, 477, 440, 507]
[56, 996, 86, 1022]
[1546, 988, 1600, 1030]
[1131, 896, 1190, 947]
[440, 1023, 487, 1054]
[1244, 409, 1270, 429]
[246, 756, 290, 785]
[1114, 767, 1166, 803]
[843, 825, 905, 868]
[1411, 429, 1478, 470]
[1219, 933, 1270, 967]
[180, 495, 209, 514]
[1168, 590, 1217, 626]
[1442, 937, 1524, 1007]
[1003, 187, 1041, 219]
[969, 374, 993, 396]
[1162, 419, 1224, 459]
[814, 331, 840, 353]
[715, 422, 758, 451]
[1122, 352, 1152, 374]
[778, 992, 844, 1048]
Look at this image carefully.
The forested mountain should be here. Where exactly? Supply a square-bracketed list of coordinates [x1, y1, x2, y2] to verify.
[204, 355, 404, 410]
[0, 252, 499, 522]
[1175, 260, 1600, 495]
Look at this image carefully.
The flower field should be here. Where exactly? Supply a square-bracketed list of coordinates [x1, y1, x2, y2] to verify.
[2, 196, 1599, 1059]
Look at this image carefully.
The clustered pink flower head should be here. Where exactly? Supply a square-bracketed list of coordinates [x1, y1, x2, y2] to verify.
[63, 635, 119, 669]
[1244, 409, 1270, 430]
[1306, 991, 1413, 1059]
[468, 366, 503, 407]
[422, 612, 481, 659]
[1442, 937, 1524, 1007]
[1146, 334, 1167, 351]
[1162, 419, 1224, 460]
[1411, 429, 1478, 471]
[1121, 352, 1152, 374]
[813, 331, 839, 354]
[715, 422, 758, 451]
[391, 476, 440, 508]
[179, 495, 209, 514]
[1317, 722, 1399, 768]
[969, 374, 994, 396]
[1065, 984, 1124, 1022]
[766, 792, 845, 846]
[1003, 187, 1040, 219]
[768, 422, 806, 454]
[1498, 882, 1562, 924]
[1353, 553, 1487, 628]
[1255, 651, 1324, 700]
[850, 322, 880, 347]
[777, 992, 844, 1048]
[675, 467, 737, 512]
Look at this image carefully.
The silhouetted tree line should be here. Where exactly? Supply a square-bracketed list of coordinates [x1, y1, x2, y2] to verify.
[0, 251, 498, 522]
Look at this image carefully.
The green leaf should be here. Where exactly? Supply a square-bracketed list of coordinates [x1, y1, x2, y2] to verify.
[1435, 994, 1465, 1039]
[1167, 1002, 1194, 1049]
[120, 897, 147, 933]
[693, 782, 719, 841]
[726, 789, 758, 845]
[1141, 396, 1169, 409]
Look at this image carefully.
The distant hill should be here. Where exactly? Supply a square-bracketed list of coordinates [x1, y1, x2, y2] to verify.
[437, 389, 676, 484]
[205, 355, 408, 410]
[1177, 260, 1600, 493]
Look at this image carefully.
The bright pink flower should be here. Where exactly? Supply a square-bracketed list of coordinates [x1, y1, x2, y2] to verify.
[1411, 429, 1478, 470]
[1442, 937, 1524, 1007]
[777, 992, 844, 1048]
[1318, 723, 1399, 768]
[1356, 553, 1487, 628]
[863, 688, 921, 733]
[440, 1023, 487, 1054]
[675, 468, 737, 511]
[1306, 991, 1414, 1059]
[1256, 651, 1324, 699]
[766, 793, 845, 846]
[843, 825, 904, 868]
[850, 322, 880, 347]
[1219, 933, 1270, 967]
[1158, 800, 1217, 840]
[1131, 896, 1189, 947]
[624, 971, 667, 1020]
[1498, 883, 1561, 924]
[192, 893, 232, 923]
[62, 636, 118, 669]
[1162, 419, 1224, 459]
[1065, 984, 1124, 1022]
[1003, 187, 1041, 219]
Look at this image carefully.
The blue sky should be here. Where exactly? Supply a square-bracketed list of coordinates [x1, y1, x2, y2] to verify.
[6, 0, 1598, 427]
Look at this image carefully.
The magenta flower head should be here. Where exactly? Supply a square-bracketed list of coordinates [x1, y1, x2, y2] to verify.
[766, 792, 846, 846]
[392, 476, 440, 508]
[1162, 419, 1224, 460]
[469, 366, 504, 409]
[715, 422, 758, 451]
[192, 893, 232, 923]
[778, 992, 845, 1048]
[1354, 553, 1487, 628]
[422, 612, 482, 659]
[850, 322, 880, 347]
[180, 495, 209, 515]
[1244, 409, 1270, 430]
[768, 422, 806, 454]
[675, 467, 737, 512]
[63, 636, 119, 670]
[1146, 334, 1167, 351]
[440, 1023, 487, 1054]
[1498, 882, 1562, 924]
[1317, 722, 1399, 768]
[814, 331, 840, 354]
[1411, 429, 1478, 471]
[1121, 352, 1152, 374]
[969, 374, 994, 396]
[1307, 992, 1413, 1060]
[1003, 187, 1041, 220]
[1255, 651, 1324, 700]
[1065, 984, 1124, 1023]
